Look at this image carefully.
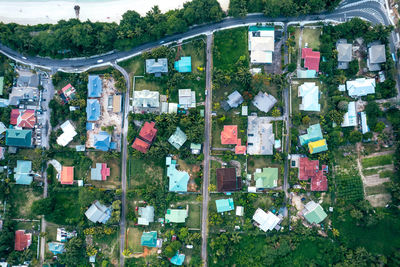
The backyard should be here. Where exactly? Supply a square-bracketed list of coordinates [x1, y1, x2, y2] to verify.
[127, 158, 164, 188]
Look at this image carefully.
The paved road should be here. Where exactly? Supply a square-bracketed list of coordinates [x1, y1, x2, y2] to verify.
[201, 34, 213, 267]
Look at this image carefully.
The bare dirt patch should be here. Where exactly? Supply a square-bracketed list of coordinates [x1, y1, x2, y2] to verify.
[366, 194, 392, 207]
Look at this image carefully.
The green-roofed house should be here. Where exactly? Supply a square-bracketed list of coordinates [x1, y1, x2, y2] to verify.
[165, 208, 188, 223]
[174, 56, 192, 73]
[299, 124, 323, 146]
[0, 76, 4, 96]
[302, 201, 327, 224]
[6, 129, 32, 147]
[141, 231, 159, 247]
[168, 127, 187, 150]
[215, 198, 234, 213]
[14, 160, 33, 185]
[166, 157, 190, 192]
[254, 168, 278, 189]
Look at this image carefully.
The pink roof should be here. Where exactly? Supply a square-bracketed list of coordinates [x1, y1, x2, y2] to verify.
[302, 48, 320, 72]
[101, 163, 110, 181]
[139, 121, 157, 143]
[132, 138, 150, 153]
[10, 109, 19, 125]
[15, 230, 32, 251]
[61, 166, 74, 185]
[311, 173, 328, 191]
[221, 125, 238, 145]
[235, 139, 246, 154]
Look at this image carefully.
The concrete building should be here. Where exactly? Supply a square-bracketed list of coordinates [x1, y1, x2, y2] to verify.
[248, 26, 275, 64]
[252, 208, 281, 232]
[133, 90, 160, 112]
[368, 44, 386, 71]
[57, 120, 77, 146]
[146, 58, 168, 77]
[252, 91, 277, 113]
[337, 40, 352, 69]
[178, 89, 196, 109]
[247, 116, 274, 155]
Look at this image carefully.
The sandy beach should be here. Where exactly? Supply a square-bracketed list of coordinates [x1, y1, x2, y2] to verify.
[0, 0, 229, 25]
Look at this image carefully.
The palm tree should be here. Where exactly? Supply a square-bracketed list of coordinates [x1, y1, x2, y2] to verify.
[230, 233, 242, 244]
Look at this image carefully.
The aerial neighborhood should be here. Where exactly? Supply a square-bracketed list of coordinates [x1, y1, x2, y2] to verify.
[0, 0, 400, 266]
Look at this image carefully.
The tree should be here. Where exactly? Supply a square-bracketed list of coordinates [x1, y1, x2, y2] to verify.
[59, 237, 86, 266]
[374, 121, 385, 133]
[31, 197, 54, 216]
[302, 115, 311, 125]
[349, 130, 362, 144]
[271, 107, 281, 117]
[338, 100, 349, 111]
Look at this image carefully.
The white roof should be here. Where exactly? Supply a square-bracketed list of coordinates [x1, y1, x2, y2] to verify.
[85, 201, 110, 224]
[346, 78, 376, 97]
[342, 101, 357, 127]
[299, 82, 320, 112]
[133, 90, 159, 108]
[252, 208, 280, 232]
[360, 112, 370, 134]
[242, 106, 248, 116]
[250, 51, 273, 64]
[247, 116, 274, 155]
[57, 120, 77, 147]
[236, 206, 244, 216]
[178, 89, 196, 108]
[248, 30, 274, 64]
[168, 103, 178, 113]
[338, 84, 346, 92]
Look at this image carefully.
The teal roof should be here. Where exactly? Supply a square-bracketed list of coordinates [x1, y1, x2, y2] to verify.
[299, 124, 323, 146]
[48, 242, 65, 255]
[168, 127, 187, 150]
[216, 198, 234, 213]
[254, 168, 278, 188]
[15, 160, 32, 185]
[170, 253, 185, 266]
[167, 160, 189, 192]
[6, 129, 32, 147]
[174, 57, 192, 73]
[297, 69, 317, 78]
[141, 231, 158, 247]
[299, 82, 320, 112]
[0, 76, 4, 96]
[249, 26, 274, 32]
[165, 209, 188, 223]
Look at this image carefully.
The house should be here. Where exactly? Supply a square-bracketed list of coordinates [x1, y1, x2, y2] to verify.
[308, 139, 328, 154]
[165, 208, 189, 223]
[337, 40, 352, 69]
[86, 99, 101, 121]
[297, 69, 317, 78]
[14, 230, 32, 251]
[0, 76, 3, 96]
[141, 231, 159, 247]
[138, 121, 157, 143]
[174, 56, 191, 73]
[299, 124, 323, 146]
[6, 129, 32, 147]
[236, 206, 244, 216]
[368, 44, 386, 71]
[168, 127, 187, 150]
[48, 242, 65, 255]
[190, 143, 201, 154]
[302, 201, 327, 224]
[248, 26, 275, 64]
[93, 131, 111, 151]
[252, 91, 277, 113]
[346, 78, 376, 98]
[8, 87, 39, 106]
[166, 157, 190, 192]
[221, 125, 238, 145]
[90, 163, 110, 181]
[254, 168, 278, 189]
[14, 160, 33, 185]
[57, 120, 77, 146]
[298, 157, 328, 191]
[0, 122, 5, 136]
[252, 208, 281, 232]
[60, 84, 76, 103]
[216, 168, 241, 192]
[85, 200, 112, 224]
[170, 252, 186, 266]
[299, 82, 320, 112]
[215, 198, 234, 213]
[146, 58, 168, 77]
[138, 206, 155, 226]
[341, 101, 357, 127]
[112, 95, 122, 113]
[10, 109, 36, 128]
[168, 103, 178, 113]
[133, 90, 160, 110]
[360, 112, 370, 134]
[247, 116, 274, 155]
[178, 89, 196, 109]
[88, 75, 102, 98]
[60, 166, 74, 185]
[56, 228, 77, 242]
[221, 91, 244, 111]
[302, 48, 320, 72]
[234, 139, 246, 154]
[131, 138, 150, 153]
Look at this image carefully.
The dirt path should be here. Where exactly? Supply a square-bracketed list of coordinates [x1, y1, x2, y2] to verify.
[356, 143, 366, 196]
[363, 174, 390, 187]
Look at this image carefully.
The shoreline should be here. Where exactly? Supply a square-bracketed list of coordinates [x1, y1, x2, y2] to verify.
[0, 0, 229, 25]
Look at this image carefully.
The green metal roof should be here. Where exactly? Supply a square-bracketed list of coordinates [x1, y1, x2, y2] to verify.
[215, 198, 234, 213]
[168, 127, 187, 150]
[6, 129, 32, 147]
[14, 160, 33, 185]
[299, 124, 323, 146]
[304, 203, 327, 224]
[254, 168, 278, 188]
[165, 209, 188, 223]
[249, 26, 275, 32]
[141, 231, 158, 247]
[0, 77, 4, 96]
[190, 143, 201, 150]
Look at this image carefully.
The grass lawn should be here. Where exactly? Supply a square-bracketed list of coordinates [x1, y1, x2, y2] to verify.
[45, 222, 59, 242]
[365, 183, 390, 195]
[119, 56, 145, 75]
[53, 152, 92, 181]
[187, 203, 201, 229]
[93, 231, 120, 263]
[87, 152, 121, 189]
[12, 186, 42, 219]
[301, 28, 321, 50]
[127, 158, 164, 188]
[247, 156, 282, 186]
[211, 114, 247, 148]
[45, 190, 81, 225]
[127, 227, 144, 253]
[363, 168, 381, 176]
[213, 27, 248, 71]
[210, 160, 222, 187]
[362, 154, 393, 168]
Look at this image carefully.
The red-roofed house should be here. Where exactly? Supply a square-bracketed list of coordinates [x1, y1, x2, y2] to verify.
[60, 166, 74, 185]
[139, 121, 157, 143]
[10, 109, 36, 128]
[60, 83, 76, 103]
[298, 157, 327, 191]
[302, 48, 320, 72]
[311, 173, 328, 191]
[15, 230, 32, 251]
[235, 139, 246, 154]
[221, 125, 238, 145]
[101, 163, 110, 181]
[132, 138, 150, 153]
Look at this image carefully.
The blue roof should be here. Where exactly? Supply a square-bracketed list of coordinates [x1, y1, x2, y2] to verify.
[170, 253, 185, 266]
[86, 99, 101, 121]
[14, 160, 32, 185]
[86, 122, 94, 130]
[174, 57, 192, 73]
[0, 98, 9, 107]
[216, 198, 234, 213]
[88, 75, 102, 97]
[167, 159, 189, 192]
[297, 69, 317, 78]
[94, 131, 111, 151]
[48, 242, 65, 255]
[110, 142, 117, 150]
[141, 231, 158, 247]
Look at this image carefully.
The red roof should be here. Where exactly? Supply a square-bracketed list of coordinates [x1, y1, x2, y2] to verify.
[298, 157, 319, 181]
[15, 230, 32, 251]
[101, 163, 110, 181]
[311, 173, 328, 191]
[139, 121, 157, 143]
[61, 166, 74, 185]
[302, 48, 320, 72]
[10, 109, 36, 128]
[132, 138, 150, 153]
[221, 125, 238, 145]
[10, 109, 19, 125]
[235, 139, 246, 154]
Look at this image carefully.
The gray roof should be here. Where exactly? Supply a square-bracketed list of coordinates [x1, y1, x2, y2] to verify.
[16, 71, 39, 88]
[133, 90, 160, 108]
[337, 43, 352, 62]
[247, 116, 274, 155]
[368, 44, 386, 64]
[8, 87, 39, 106]
[146, 58, 168, 74]
[138, 206, 155, 225]
[252, 92, 277, 113]
[226, 91, 244, 108]
[85, 201, 111, 224]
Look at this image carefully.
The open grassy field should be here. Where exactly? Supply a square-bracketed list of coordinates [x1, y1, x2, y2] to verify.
[87, 152, 121, 189]
[12, 186, 42, 219]
[119, 56, 145, 75]
[365, 183, 390, 195]
[127, 227, 144, 253]
[187, 203, 201, 229]
[45, 222, 59, 242]
[127, 158, 164, 188]
[295, 27, 321, 51]
[362, 154, 393, 168]
[210, 160, 222, 187]
[45, 189, 81, 225]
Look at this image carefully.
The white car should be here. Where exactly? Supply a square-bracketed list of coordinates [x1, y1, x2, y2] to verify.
[97, 59, 104, 63]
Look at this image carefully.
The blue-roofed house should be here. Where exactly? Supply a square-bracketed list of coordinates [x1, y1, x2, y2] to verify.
[93, 131, 111, 151]
[0, 98, 9, 107]
[166, 157, 189, 192]
[141, 231, 158, 247]
[146, 58, 168, 77]
[86, 122, 94, 130]
[170, 252, 185, 266]
[215, 198, 234, 213]
[88, 75, 102, 98]
[14, 160, 33, 185]
[86, 99, 101, 121]
[48, 242, 65, 255]
[174, 57, 192, 73]
[299, 82, 320, 112]
[297, 69, 317, 78]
